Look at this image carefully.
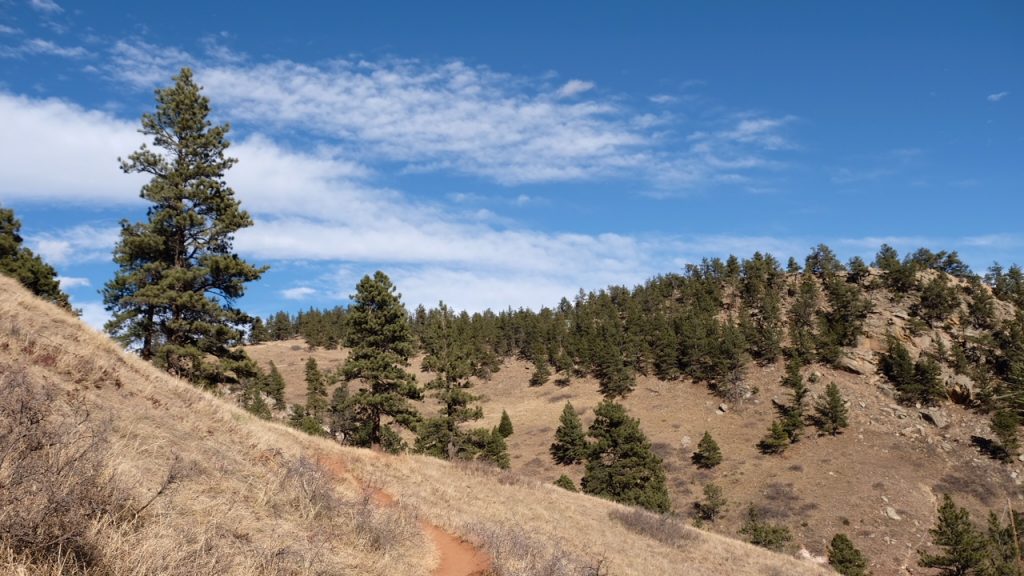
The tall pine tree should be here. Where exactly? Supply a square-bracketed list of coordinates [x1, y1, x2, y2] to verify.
[103, 68, 266, 386]
[342, 272, 421, 451]
[0, 206, 72, 310]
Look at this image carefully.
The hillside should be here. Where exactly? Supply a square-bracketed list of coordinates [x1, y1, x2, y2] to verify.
[245, 263, 1024, 575]
[0, 274, 832, 575]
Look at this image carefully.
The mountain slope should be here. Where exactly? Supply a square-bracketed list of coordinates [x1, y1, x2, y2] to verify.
[0, 275, 830, 575]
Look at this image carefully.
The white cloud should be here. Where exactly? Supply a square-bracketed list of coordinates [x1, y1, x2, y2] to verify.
[76, 301, 107, 332]
[0, 25, 21, 35]
[649, 94, 677, 104]
[103, 41, 791, 190]
[29, 0, 63, 13]
[28, 225, 119, 265]
[0, 92, 148, 204]
[1, 38, 90, 59]
[280, 286, 316, 300]
[556, 79, 595, 98]
[987, 91, 1009, 102]
[57, 276, 91, 289]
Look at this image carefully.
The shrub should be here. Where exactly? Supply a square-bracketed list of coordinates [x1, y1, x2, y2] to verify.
[498, 409, 514, 438]
[827, 533, 869, 576]
[693, 483, 726, 524]
[739, 506, 792, 551]
[554, 474, 578, 492]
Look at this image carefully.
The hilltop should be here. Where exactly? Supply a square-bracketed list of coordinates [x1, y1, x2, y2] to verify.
[0, 274, 831, 575]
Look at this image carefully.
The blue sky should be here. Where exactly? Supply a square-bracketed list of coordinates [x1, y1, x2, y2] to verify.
[0, 1, 1021, 328]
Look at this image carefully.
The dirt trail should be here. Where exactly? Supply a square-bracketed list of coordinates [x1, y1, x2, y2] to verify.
[319, 454, 491, 576]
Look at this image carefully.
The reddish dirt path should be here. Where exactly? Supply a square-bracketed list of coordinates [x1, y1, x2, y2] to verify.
[319, 454, 491, 576]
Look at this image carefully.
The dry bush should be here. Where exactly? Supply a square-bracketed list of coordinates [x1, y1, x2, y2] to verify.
[465, 523, 606, 576]
[0, 368, 129, 569]
[608, 507, 696, 547]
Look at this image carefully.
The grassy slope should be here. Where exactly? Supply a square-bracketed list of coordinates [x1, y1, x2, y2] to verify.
[0, 275, 829, 576]
[246, 271, 1024, 575]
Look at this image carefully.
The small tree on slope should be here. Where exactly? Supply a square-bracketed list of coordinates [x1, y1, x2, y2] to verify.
[918, 494, 986, 576]
[828, 533, 869, 576]
[692, 431, 723, 469]
[550, 402, 587, 465]
[581, 400, 670, 513]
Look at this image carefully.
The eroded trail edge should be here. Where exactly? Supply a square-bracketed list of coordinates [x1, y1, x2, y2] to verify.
[321, 454, 491, 576]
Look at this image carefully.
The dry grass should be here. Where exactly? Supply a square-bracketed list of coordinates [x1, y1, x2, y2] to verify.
[0, 275, 831, 575]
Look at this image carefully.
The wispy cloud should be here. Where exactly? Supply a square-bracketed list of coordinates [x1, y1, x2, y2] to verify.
[57, 276, 91, 289]
[1, 38, 90, 59]
[0, 25, 21, 35]
[280, 286, 317, 300]
[28, 225, 119, 266]
[103, 40, 795, 190]
[555, 79, 595, 98]
[29, 0, 63, 13]
[649, 94, 677, 104]
[987, 91, 1009, 102]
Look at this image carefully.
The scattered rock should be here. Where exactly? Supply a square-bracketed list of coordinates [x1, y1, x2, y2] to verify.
[680, 435, 692, 449]
[809, 371, 823, 383]
[718, 403, 728, 414]
[837, 351, 874, 375]
[771, 397, 786, 409]
[885, 506, 902, 521]
[859, 401, 867, 408]
[797, 547, 828, 564]
[920, 409, 948, 429]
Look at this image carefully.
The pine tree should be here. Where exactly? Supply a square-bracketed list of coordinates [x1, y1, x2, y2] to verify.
[991, 409, 1020, 462]
[693, 482, 727, 524]
[982, 511, 1023, 576]
[496, 409, 514, 438]
[328, 383, 359, 442]
[103, 68, 266, 386]
[788, 273, 820, 364]
[482, 427, 510, 469]
[692, 431, 723, 469]
[919, 494, 986, 575]
[581, 400, 670, 513]
[554, 474, 578, 492]
[758, 420, 790, 454]
[304, 357, 328, 420]
[551, 402, 587, 465]
[828, 533, 869, 576]
[265, 361, 286, 410]
[815, 382, 849, 436]
[289, 405, 327, 437]
[341, 272, 421, 450]
[417, 302, 483, 459]
[0, 206, 72, 309]
[529, 361, 551, 387]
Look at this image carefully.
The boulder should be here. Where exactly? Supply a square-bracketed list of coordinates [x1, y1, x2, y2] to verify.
[837, 351, 875, 375]
[885, 506, 902, 521]
[717, 403, 728, 414]
[920, 409, 948, 429]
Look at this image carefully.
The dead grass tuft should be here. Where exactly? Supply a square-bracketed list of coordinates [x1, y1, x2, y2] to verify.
[608, 507, 697, 547]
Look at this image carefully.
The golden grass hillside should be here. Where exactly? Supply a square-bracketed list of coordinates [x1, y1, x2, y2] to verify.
[0, 275, 832, 575]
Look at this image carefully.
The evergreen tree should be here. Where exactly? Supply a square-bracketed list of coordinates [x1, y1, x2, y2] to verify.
[498, 409, 514, 438]
[781, 372, 809, 442]
[828, 533, 870, 576]
[693, 482, 727, 524]
[304, 357, 328, 420]
[991, 409, 1020, 462]
[917, 274, 960, 326]
[758, 420, 790, 454]
[265, 361, 286, 410]
[0, 206, 71, 309]
[983, 511, 1023, 576]
[919, 494, 986, 576]
[289, 405, 327, 437]
[328, 383, 359, 442]
[581, 400, 670, 513]
[814, 382, 849, 436]
[529, 361, 551, 386]
[551, 402, 587, 465]
[881, 336, 944, 406]
[103, 68, 266, 386]
[341, 272, 421, 450]
[482, 427, 510, 469]
[692, 431, 723, 469]
[847, 256, 870, 285]
[554, 474, 578, 492]
[818, 276, 872, 365]
[417, 302, 483, 459]
[788, 273, 820, 364]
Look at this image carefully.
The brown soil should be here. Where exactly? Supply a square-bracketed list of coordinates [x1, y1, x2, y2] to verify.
[322, 453, 491, 576]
